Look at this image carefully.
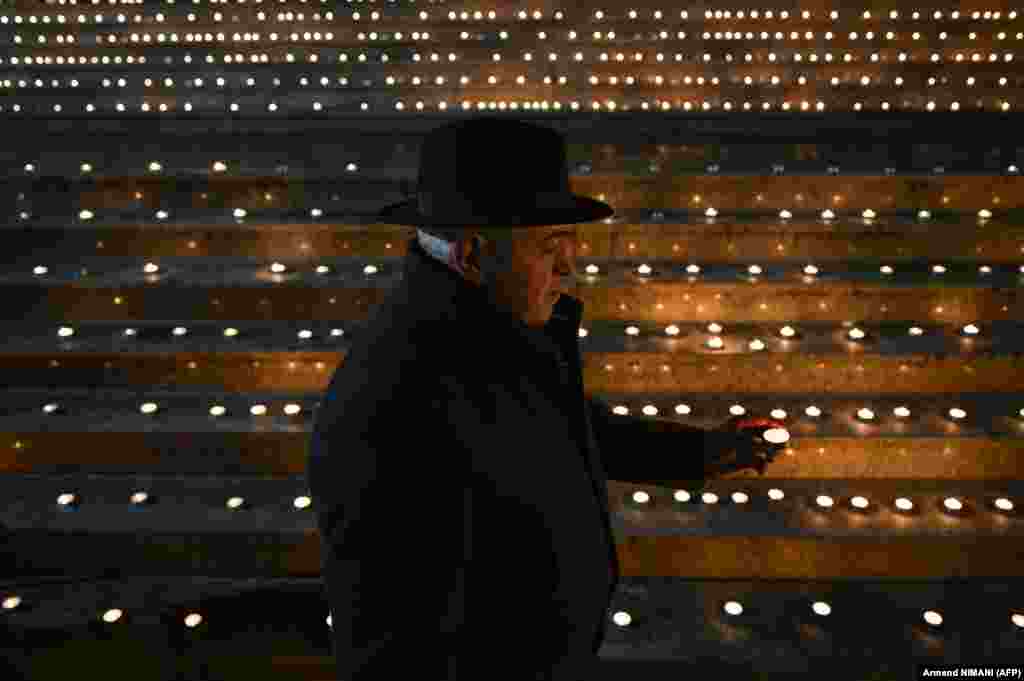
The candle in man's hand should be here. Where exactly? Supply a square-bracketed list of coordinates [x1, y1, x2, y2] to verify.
[763, 427, 789, 445]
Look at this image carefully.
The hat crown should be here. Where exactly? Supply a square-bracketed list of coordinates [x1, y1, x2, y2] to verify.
[416, 117, 569, 198]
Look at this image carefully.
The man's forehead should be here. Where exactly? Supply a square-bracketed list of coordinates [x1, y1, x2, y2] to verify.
[474, 225, 577, 244]
[503, 225, 577, 239]
[540, 226, 578, 239]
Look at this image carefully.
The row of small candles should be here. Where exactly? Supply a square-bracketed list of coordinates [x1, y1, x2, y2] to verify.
[1, 8, 1021, 22]
[23, 397, 1016, 423]
[4, 99, 1022, 114]
[610, 604, 1024, 630]
[50, 207, 1014, 221]
[30, 258, 1024, 278]
[8, 28, 1024, 42]
[627, 487, 1015, 514]
[17, 162, 1023, 175]
[0, 472, 999, 523]
[25, 479, 1010, 513]
[3, 74, 1022, 90]
[47, 321, 987, 343]
[31, 480, 1014, 515]
[3, 598, 1019, 635]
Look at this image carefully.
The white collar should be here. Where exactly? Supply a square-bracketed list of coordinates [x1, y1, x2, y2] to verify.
[416, 228, 465, 276]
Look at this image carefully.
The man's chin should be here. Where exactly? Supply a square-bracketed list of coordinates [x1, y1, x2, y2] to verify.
[525, 310, 552, 328]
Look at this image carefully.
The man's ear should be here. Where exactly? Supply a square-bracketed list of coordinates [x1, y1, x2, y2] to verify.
[459, 233, 490, 284]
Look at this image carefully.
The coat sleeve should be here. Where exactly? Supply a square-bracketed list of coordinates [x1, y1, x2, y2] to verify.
[585, 394, 721, 485]
[306, 378, 465, 681]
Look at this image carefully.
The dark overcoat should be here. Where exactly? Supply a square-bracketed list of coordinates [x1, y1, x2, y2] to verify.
[307, 235, 712, 681]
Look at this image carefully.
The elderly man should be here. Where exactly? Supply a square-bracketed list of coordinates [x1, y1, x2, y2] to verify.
[307, 117, 785, 681]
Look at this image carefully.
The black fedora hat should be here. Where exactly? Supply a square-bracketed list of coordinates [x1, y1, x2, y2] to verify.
[375, 116, 615, 230]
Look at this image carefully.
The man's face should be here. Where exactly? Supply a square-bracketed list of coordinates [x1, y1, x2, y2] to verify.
[460, 225, 579, 329]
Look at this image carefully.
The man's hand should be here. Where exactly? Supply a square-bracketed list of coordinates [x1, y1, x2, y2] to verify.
[711, 414, 789, 475]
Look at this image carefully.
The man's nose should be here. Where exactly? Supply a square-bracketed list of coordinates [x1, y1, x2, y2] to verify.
[556, 243, 576, 279]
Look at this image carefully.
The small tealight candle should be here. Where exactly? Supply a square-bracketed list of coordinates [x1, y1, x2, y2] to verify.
[763, 428, 790, 445]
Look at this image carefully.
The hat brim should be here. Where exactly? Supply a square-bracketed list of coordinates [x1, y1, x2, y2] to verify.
[375, 195, 615, 229]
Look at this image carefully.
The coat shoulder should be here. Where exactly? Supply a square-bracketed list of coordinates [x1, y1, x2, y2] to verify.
[327, 301, 465, 407]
